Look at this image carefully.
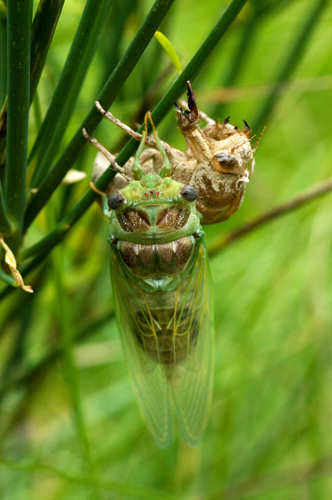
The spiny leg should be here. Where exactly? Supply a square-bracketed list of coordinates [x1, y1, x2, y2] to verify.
[94, 101, 172, 154]
[175, 81, 211, 164]
[82, 128, 125, 177]
[174, 80, 200, 133]
[225, 188, 245, 218]
[89, 181, 111, 219]
[133, 128, 147, 180]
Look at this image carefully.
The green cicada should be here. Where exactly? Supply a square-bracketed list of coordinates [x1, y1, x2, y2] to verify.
[90, 113, 214, 448]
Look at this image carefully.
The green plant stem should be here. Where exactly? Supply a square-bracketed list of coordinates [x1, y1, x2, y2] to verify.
[0, 181, 11, 233]
[24, 0, 176, 231]
[30, 0, 113, 189]
[252, 0, 328, 132]
[29, 0, 111, 183]
[0, 0, 7, 105]
[30, 0, 65, 104]
[141, 0, 249, 131]
[1, 289, 35, 380]
[32, 90, 42, 132]
[4, 0, 31, 253]
[0, 267, 15, 286]
[0, 94, 7, 176]
[99, 0, 138, 87]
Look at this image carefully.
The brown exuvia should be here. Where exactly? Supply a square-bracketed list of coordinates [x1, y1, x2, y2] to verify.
[92, 81, 258, 225]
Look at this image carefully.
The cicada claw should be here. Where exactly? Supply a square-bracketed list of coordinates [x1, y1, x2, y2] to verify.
[175, 80, 200, 131]
[186, 80, 199, 120]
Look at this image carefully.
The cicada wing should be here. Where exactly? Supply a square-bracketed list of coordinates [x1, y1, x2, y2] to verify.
[170, 244, 214, 446]
[110, 250, 172, 449]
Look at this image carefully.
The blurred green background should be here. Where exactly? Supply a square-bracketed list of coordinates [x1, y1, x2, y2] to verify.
[1, 0, 332, 498]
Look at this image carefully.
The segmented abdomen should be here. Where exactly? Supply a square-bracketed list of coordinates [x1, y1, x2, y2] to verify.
[131, 276, 199, 366]
[113, 236, 201, 366]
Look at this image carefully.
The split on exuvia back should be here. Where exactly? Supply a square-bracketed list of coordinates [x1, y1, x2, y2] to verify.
[84, 82, 257, 447]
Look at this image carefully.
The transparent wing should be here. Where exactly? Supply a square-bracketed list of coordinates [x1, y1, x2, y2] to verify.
[110, 249, 172, 449]
[170, 243, 214, 446]
[110, 241, 213, 448]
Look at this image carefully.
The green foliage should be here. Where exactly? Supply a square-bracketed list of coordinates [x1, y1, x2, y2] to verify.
[1, 0, 332, 498]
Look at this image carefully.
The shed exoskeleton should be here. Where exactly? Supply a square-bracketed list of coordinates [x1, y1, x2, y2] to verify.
[92, 81, 257, 225]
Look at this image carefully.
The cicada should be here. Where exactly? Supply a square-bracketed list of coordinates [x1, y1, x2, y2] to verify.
[86, 113, 213, 448]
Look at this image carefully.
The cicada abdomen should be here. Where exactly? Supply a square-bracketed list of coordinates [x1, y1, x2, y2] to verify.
[94, 113, 214, 448]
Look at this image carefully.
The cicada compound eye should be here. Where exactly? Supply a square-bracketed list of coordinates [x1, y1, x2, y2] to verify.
[108, 192, 125, 210]
[214, 152, 237, 169]
[180, 185, 198, 202]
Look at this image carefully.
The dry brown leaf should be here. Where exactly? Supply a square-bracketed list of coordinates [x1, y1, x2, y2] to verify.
[0, 237, 34, 293]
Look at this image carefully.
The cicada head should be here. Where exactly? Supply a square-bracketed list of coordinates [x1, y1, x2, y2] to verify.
[205, 118, 253, 176]
[107, 113, 202, 245]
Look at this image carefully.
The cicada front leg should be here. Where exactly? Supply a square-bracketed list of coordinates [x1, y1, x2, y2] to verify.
[175, 81, 211, 165]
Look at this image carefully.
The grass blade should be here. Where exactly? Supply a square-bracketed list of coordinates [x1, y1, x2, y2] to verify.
[0, 268, 15, 287]
[98, 0, 139, 87]
[0, 179, 11, 233]
[30, 0, 65, 104]
[0, 0, 7, 104]
[4, 0, 31, 254]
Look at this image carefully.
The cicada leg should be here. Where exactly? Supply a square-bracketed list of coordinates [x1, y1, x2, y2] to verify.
[225, 186, 246, 218]
[175, 81, 212, 165]
[82, 127, 123, 177]
[133, 127, 150, 181]
[144, 111, 172, 178]
[89, 181, 111, 219]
